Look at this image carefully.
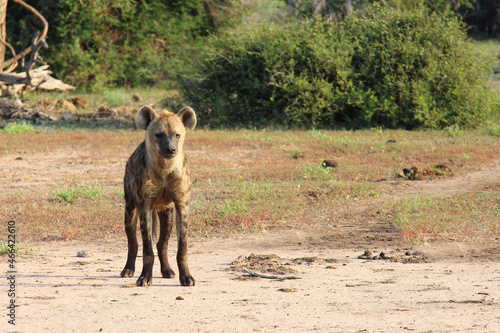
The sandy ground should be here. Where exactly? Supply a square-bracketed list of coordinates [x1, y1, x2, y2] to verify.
[3, 229, 500, 333]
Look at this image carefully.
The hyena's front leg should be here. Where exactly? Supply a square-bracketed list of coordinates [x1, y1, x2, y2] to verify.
[137, 207, 155, 286]
[121, 207, 138, 278]
[157, 208, 176, 279]
[176, 203, 195, 286]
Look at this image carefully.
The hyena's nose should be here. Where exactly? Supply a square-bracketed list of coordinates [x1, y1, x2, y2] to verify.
[161, 141, 178, 158]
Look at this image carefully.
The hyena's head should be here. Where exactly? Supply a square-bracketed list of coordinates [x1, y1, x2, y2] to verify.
[136, 105, 197, 160]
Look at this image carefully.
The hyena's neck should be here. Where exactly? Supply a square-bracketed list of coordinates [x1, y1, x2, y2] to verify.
[147, 150, 184, 179]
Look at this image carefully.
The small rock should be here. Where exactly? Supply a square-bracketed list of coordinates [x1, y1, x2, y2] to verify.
[386, 139, 396, 144]
[132, 94, 142, 102]
[77, 250, 94, 258]
[175, 296, 184, 300]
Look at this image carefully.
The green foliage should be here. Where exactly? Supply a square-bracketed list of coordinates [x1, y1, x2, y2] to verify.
[5, 0, 60, 57]
[103, 88, 133, 108]
[0, 241, 35, 255]
[5, 0, 249, 90]
[52, 184, 103, 203]
[3, 122, 36, 134]
[383, 0, 474, 12]
[487, 123, 500, 137]
[181, 5, 496, 129]
[48, 0, 205, 90]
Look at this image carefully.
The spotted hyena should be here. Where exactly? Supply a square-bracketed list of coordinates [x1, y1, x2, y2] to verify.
[120, 105, 196, 286]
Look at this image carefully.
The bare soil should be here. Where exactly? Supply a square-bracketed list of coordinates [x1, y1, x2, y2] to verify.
[10, 232, 500, 333]
[2, 144, 500, 332]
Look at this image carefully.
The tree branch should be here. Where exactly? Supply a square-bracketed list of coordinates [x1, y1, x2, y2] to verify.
[0, 0, 49, 70]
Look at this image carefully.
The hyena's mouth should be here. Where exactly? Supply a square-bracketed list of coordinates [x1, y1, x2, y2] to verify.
[159, 151, 177, 159]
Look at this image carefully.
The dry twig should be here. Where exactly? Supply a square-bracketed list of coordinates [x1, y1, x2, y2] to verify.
[243, 268, 301, 280]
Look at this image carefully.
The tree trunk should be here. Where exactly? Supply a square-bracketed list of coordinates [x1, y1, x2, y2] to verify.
[0, 0, 7, 69]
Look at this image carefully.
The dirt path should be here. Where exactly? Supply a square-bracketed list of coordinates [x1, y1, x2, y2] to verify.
[6, 235, 500, 333]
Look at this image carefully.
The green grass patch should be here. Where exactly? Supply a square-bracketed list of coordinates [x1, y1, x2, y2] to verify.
[103, 88, 133, 108]
[0, 241, 36, 255]
[3, 122, 36, 134]
[52, 184, 103, 203]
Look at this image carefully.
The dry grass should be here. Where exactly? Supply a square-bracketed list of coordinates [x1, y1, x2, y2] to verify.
[391, 189, 500, 243]
[0, 127, 498, 242]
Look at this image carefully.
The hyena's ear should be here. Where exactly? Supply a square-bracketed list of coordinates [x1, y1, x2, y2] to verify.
[177, 106, 197, 132]
[136, 105, 157, 130]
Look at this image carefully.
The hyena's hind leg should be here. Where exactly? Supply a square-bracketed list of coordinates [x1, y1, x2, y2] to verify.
[120, 206, 138, 278]
[157, 207, 176, 278]
[176, 203, 195, 286]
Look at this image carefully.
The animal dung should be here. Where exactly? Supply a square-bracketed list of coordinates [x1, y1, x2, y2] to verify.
[322, 160, 338, 168]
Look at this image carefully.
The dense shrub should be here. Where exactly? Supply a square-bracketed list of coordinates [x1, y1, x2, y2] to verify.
[180, 5, 496, 129]
[6, 0, 247, 90]
[51, 0, 218, 90]
[6, 0, 497, 94]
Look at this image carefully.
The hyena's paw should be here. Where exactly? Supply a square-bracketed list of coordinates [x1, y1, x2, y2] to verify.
[136, 274, 153, 286]
[180, 274, 195, 287]
[161, 268, 176, 279]
[120, 268, 135, 278]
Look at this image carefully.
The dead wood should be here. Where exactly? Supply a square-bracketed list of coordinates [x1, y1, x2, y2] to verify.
[0, 0, 74, 95]
[0, 65, 74, 95]
[0, 0, 48, 70]
[243, 267, 301, 280]
[0, 98, 57, 124]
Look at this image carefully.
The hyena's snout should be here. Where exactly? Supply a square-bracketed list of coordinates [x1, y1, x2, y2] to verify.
[155, 134, 181, 159]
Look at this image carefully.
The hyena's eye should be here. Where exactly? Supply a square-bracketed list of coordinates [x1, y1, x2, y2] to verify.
[155, 133, 164, 139]
[175, 134, 181, 139]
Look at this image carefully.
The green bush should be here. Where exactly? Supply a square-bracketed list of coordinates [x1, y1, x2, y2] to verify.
[3, 122, 36, 134]
[181, 5, 496, 129]
[48, 0, 210, 90]
[6, 0, 248, 90]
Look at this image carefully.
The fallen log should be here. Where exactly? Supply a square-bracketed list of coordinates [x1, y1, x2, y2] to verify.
[0, 65, 75, 94]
